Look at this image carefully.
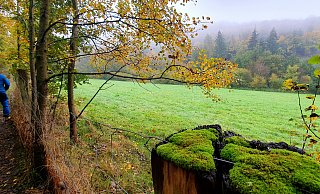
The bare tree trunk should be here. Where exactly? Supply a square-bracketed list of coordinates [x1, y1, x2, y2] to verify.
[29, 0, 37, 170]
[29, 0, 37, 127]
[68, 0, 79, 144]
[34, 0, 49, 181]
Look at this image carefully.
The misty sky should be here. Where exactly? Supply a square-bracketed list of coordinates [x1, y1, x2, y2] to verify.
[177, 0, 320, 23]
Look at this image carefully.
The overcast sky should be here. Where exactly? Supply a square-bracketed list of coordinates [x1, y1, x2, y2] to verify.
[177, 0, 320, 23]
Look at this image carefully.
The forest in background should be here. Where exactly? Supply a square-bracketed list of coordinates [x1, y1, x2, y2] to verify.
[191, 17, 320, 90]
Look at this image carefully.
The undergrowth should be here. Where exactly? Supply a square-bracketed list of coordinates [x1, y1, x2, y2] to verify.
[12, 86, 157, 193]
[46, 113, 155, 193]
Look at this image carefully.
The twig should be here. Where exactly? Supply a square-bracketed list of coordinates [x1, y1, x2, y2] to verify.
[300, 77, 320, 150]
[76, 65, 127, 119]
[79, 116, 165, 151]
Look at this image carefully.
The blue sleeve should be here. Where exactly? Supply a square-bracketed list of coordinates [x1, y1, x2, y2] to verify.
[4, 77, 10, 90]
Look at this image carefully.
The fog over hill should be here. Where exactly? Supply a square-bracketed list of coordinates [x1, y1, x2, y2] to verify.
[193, 16, 320, 42]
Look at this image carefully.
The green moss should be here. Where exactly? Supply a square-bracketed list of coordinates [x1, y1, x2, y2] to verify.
[156, 129, 217, 171]
[221, 143, 320, 194]
[224, 136, 250, 147]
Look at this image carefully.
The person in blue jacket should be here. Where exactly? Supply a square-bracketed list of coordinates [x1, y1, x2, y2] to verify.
[0, 74, 10, 120]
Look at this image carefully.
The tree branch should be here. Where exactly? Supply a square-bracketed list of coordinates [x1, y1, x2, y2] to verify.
[46, 65, 199, 85]
[76, 65, 127, 118]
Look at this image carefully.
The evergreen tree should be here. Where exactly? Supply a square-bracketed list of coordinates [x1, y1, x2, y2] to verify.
[267, 28, 279, 54]
[248, 28, 258, 50]
[259, 39, 268, 51]
[290, 30, 305, 56]
[214, 30, 227, 58]
[202, 34, 214, 58]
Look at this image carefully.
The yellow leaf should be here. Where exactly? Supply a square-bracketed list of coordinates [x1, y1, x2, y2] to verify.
[283, 79, 295, 90]
[80, 7, 86, 14]
[314, 69, 320, 78]
[305, 105, 318, 111]
[294, 84, 309, 91]
[125, 163, 132, 170]
[306, 95, 315, 100]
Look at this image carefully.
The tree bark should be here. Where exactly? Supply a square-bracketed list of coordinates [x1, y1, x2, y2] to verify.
[29, 0, 37, 170]
[68, 0, 79, 144]
[16, 69, 30, 102]
[34, 0, 49, 181]
[29, 0, 37, 126]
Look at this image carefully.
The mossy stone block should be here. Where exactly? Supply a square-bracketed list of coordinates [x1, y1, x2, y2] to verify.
[221, 143, 320, 194]
[156, 129, 217, 171]
[224, 136, 250, 147]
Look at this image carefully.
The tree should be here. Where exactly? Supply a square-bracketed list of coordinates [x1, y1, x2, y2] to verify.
[250, 75, 266, 88]
[269, 73, 283, 89]
[202, 34, 214, 58]
[289, 30, 306, 56]
[234, 68, 252, 87]
[214, 30, 227, 58]
[267, 28, 279, 54]
[34, 0, 50, 180]
[28, 0, 37, 146]
[285, 65, 299, 82]
[247, 28, 258, 50]
[68, 0, 79, 143]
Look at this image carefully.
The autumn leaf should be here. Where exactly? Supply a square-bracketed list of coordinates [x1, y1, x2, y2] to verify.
[310, 112, 320, 121]
[125, 163, 132, 170]
[310, 138, 318, 144]
[80, 7, 86, 14]
[306, 95, 316, 100]
[305, 105, 318, 111]
[293, 84, 309, 91]
[314, 69, 320, 78]
[283, 79, 296, 90]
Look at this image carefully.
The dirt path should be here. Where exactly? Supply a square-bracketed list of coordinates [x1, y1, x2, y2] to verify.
[0, 118, 46, 193]
[0, 119, 25, 193]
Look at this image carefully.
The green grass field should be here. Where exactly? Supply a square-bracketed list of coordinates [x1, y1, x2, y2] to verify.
[75, 79, 312, 147]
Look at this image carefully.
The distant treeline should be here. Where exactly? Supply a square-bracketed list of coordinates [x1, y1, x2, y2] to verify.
[192, 26, 320, 90]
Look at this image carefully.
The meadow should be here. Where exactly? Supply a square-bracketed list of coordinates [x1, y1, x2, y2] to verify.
[75, 79, 311, 147]
[71, 79, 320, 192]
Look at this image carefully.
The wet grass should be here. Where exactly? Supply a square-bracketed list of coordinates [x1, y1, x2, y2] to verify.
[75, 79, 311, 147]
